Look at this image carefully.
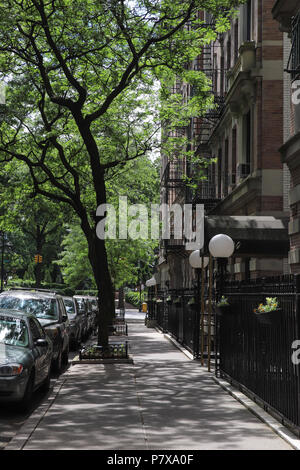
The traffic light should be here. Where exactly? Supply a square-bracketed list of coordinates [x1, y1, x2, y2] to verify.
[34, 254, 43, 263]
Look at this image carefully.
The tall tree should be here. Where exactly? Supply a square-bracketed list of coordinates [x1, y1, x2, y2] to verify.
[0, 0, 240, 346]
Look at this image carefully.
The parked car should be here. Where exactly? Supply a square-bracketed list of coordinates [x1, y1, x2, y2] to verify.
[73, 296, 98, 338]
[0, 290, 70, 372]
[0, 309, 53, 408]
[73, 296, 89, 340]
[63, 296, 84, 349]
[88, 297, 99, 334]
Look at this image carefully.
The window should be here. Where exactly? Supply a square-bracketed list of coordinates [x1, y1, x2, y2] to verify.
[0, 316, 29, 348]
[232, 127, 237, 183]
[224, 139, 229, 197]
[218, 148, 222, 198]
[245, 111, 251, 169]
[246, 0, 252, 41]
[29, 318, 43, 342]
[213, 53, 218, 93]
[0, 296, 59, 321]
[64, 299, 75, 315]
[234, 21, 239, 63]
[220, 54, 224, 95]
[227, 36, 231, 70]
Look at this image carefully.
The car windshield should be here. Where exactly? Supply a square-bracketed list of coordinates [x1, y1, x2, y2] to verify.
[0, 296, 58, 321]
[64, 299, 75, 318]
[0, 316, 29, 348]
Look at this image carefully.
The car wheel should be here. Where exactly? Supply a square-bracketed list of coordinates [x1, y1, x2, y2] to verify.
[52, 350, 62, 373]
[62, 344, 69, 366]
[19, 371, 34, 411]
[40, 366, 51, 393]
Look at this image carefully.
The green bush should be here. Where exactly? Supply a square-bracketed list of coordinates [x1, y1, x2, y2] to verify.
[125, 290, 146, 308]
[75, 290, 98, 296]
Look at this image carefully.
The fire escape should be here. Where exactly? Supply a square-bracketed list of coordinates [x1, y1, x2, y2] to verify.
[160, 158, 188, 256]
[191, 41, 227, 213]
[160, 29, 228, 258]
[285, 11, 300, 82]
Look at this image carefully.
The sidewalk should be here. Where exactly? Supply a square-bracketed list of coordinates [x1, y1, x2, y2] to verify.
[7, 310, 293, 450]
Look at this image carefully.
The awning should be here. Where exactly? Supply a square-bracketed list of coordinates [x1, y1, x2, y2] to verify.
[204, 216, 289, 258]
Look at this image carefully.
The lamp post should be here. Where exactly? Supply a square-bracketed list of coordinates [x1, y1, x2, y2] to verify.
[208, 234, 235, 373]
[208, 234, 235, 301]
[189, 250, 209, 361]
[145, 276, 157, 323]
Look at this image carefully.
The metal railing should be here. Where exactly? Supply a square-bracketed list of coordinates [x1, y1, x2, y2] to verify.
[149, 288, 215, 360]
[217, 274, 300, 434]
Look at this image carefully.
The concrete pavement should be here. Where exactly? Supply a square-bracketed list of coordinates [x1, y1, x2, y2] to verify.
[7, 310, 293, 450]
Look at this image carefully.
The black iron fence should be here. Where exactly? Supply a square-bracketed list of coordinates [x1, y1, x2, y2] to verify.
[218, 274, 300, 434]
[147, 288, 215, 359]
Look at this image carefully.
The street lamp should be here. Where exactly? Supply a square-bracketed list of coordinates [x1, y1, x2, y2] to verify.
[189, 250, 209, 270]
[208, 234, 235, 259]
[208, 234, 234, 373]
[145, 277, 157, 322]
[208, 234, 234, 300]
[189, 250, 208, 361]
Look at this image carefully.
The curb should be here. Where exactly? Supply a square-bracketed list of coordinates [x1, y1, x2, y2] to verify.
[5, 374, 68, 451]
[213, 376, 300, 451]
[162, 331, 194, 360]
[71, 356, 134, 364]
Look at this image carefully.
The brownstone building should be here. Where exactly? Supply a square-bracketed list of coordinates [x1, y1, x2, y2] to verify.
[158, 2, 289, 289]
[273, 1, 300, 273]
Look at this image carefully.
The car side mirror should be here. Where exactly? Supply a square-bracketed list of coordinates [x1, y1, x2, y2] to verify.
[35, 339, 48, 348]
[62, 314, 68, 322]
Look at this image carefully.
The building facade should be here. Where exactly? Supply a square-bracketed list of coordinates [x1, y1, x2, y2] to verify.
[273, 1, 300, 273]
[158, 2, 289, 290]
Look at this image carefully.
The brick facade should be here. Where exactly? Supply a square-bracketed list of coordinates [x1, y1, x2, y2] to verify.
[273, 0, 300, 273]
[207, 1, 287, 279]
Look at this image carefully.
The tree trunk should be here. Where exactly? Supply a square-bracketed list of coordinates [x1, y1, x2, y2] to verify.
[87, 231, 115, 347]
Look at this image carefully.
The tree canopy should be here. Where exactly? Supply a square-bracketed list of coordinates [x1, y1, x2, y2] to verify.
[0, 0, 242, 345]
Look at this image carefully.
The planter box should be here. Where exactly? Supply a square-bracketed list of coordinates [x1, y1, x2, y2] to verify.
[72, 357, 133, 364]
[254, 309, 282, 326]
[109, 322, 128, 336]
[79, 341, 128, 360]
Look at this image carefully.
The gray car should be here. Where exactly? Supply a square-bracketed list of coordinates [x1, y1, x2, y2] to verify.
[0, 310, 53, 408]
[0, 290, 70, 372]
[63, 296, 84, 349]
[73, 296, 89, 340]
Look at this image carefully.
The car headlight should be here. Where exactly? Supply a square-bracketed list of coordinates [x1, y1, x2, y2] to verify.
[0, 364, 23, 376]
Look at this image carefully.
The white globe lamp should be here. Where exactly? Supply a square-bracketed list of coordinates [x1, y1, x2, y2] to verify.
[208, 234, 234, 258]
[189, 250, 209, 269]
